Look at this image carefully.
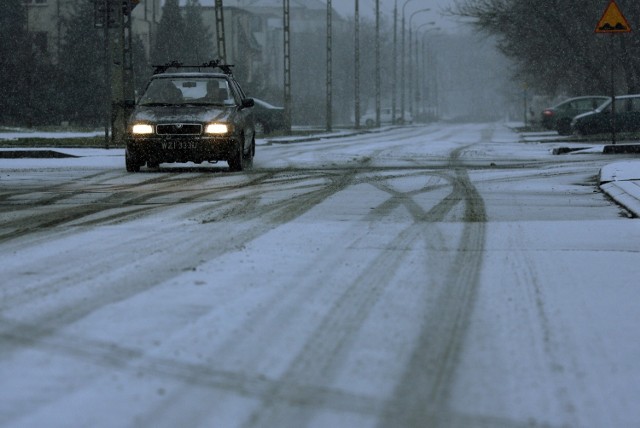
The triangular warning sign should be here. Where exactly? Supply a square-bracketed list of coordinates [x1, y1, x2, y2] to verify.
[595, 0, 631, 33]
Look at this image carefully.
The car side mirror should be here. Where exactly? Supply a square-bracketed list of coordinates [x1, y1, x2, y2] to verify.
[242, 98, 255, 109]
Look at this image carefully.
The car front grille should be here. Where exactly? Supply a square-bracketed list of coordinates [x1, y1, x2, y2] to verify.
[156, 123, 202, 135]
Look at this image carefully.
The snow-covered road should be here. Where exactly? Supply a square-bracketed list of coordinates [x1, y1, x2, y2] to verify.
[1, 123, 639, 427]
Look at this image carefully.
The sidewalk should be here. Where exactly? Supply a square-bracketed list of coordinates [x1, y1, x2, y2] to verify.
[600, 161, 640, 217]
[519, 129, 640, 217]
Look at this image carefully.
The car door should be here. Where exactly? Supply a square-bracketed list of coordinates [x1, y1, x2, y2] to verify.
[228, 78, 255, 150]
[625, 97, 640, 132]
[615, 98, 633, 132]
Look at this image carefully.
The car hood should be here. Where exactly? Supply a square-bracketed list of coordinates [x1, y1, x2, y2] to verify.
[129, 105, 233, 124]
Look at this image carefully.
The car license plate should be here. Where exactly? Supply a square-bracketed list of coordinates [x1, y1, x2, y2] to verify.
[161, 141, 198, 150]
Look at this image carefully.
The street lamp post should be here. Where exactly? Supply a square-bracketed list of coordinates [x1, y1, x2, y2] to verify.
[375, 0, 380, 127]
[392, 1, 397, 124]
[408, 10, 431, 120]
[400, 0, 417, 123]
[283, 0, 291, 132]
[326, 0, 332, 131]
[417, 26, 439, 121]
[354, 0, 360, 129]
[413, 21, 436, 120]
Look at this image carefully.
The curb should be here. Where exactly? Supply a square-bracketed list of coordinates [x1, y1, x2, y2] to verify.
[600, 181, 640, 217]
[603, 144, 640, 154]
[0, 150, 78, 159]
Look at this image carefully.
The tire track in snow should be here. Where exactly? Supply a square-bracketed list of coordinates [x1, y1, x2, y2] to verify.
[2, 125, 494, 426]
[0, 168, 358, 356]
[241, 136, 490, 427]
[0, 168, 368, 425]
[376, 142, 489, 427]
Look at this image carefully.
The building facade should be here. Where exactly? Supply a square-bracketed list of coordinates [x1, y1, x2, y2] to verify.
[24, 0, 162, 63]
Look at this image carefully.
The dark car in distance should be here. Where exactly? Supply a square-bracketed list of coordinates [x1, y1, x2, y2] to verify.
[571, 94, 640, 135]
[252, 98, 285, 135]
[541, 96, 610, 135]
[125, 61, 255, 172]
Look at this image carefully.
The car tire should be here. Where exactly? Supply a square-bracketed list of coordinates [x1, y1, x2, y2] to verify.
[228, 138, 244, 172]
[242, 137, 255, 170]
[557, 119, 572, 135]
[125, 149, 141, 172]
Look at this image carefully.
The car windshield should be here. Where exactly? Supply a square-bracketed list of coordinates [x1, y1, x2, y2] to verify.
[138, 77, 235, 106]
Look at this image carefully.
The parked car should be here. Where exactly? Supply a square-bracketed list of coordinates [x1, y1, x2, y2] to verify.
[125, 61, 255, 172]
[361, 108, 413, 126]
[571, 94, 640, 135]
[252, 98, 285, 135]
[541, 96, 610, 135]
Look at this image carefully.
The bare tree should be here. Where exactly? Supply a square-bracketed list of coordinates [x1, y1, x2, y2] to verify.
[452, 0, 640, 95]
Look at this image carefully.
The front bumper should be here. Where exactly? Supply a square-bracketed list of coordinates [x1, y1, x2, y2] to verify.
[126, 136, 237, 165]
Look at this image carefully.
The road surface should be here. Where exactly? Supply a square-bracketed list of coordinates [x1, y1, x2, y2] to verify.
[1, 123, 639, 427]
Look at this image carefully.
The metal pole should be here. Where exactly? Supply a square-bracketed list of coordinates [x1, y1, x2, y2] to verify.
[411, 31, 422, 121]
[392, 1, 397, 124]
[523, 85, 528, 128]
[408, 26, 412, 120]
[283, 0, 291, 132]
[109, 3, 121, 148]
[420, 36, 425, 119]
[103, 0, 110, 148]
[354, 0, 360, 129]
[326, 0, 332, 131]
[611, 34, 616, 144]
[408, 10, 430, 121]
[375, 0, 380, 127]
[401, 3, 406, 123]
[214, 0, 227, 62]
[416, 24, 435, 120]
[400, 0, 416, 123]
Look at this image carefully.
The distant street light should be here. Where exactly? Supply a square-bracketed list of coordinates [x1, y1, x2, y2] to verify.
[419, 28, 441, 120]
[401, 1, 424, 123]
[408, 17, 434, 117]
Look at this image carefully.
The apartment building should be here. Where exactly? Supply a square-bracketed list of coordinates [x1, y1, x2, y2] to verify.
[24, 0, 345, 105]
[24, 0, 162, 63]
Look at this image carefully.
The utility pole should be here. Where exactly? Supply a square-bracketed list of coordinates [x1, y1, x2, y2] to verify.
[375, 0, 380, 127]
[214, 0, 227, 62]
[354, 0, 360, 129]
[392, 1, 397, 124]
[326, 0, 332, 131]
[96, 0, 137, 148]
[283, 0, 292, 132]
[95, 0, 111, 147]
[112, 0, 135, 148]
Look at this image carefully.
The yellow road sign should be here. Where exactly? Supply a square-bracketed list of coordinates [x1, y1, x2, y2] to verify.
[595, 0, 631, 33]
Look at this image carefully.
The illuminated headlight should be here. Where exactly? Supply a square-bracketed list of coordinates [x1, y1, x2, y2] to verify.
[205, 123, 230, 134]
[131, 123, 154, 134]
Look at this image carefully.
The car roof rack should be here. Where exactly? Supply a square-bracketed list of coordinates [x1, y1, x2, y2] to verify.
[152, 59, 235, 76]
